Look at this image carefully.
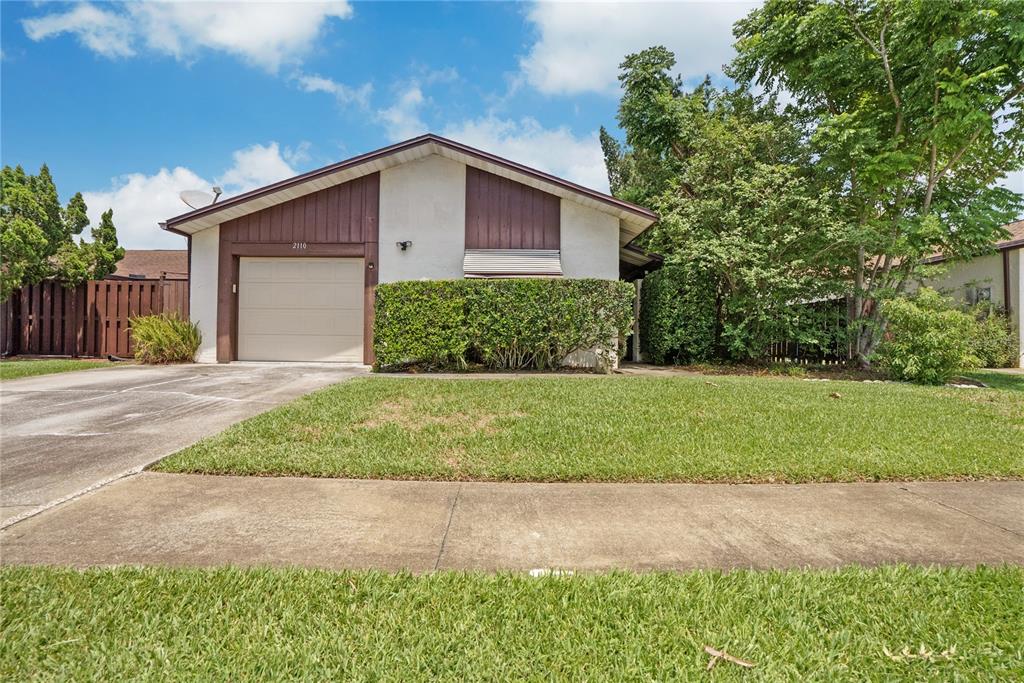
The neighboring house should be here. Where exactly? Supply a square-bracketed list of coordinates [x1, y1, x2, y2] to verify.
[108, 250, 189, 280]
[161, 134, 658, 364]
[918, 220, 1023, 367]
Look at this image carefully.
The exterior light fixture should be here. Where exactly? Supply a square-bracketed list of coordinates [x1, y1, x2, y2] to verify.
[396, 240, 412, 251]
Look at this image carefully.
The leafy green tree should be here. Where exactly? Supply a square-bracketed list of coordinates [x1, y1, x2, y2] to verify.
[0, 166, 48, 300]
[730, 0, 1024, 364]
[0, 164, 124, 299]
[87, 209, 125, 280]
[613, 47, 846, 359]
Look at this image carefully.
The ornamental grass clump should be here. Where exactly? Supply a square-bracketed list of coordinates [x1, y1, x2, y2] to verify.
[130, 313, 202, 364]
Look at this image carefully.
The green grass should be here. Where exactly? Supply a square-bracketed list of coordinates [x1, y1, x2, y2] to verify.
[962, 370, 1024, 393]
[155, 375, 1024, 482]
[1, 565, 1021, 681]
[0, 358, 111, 381]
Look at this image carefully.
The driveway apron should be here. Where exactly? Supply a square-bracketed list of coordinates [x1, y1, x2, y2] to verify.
[0, 363, 364, 527]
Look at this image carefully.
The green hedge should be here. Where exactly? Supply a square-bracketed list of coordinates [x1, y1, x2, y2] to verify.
[639, 264, 716, 364]
[375, 279, 634, 372]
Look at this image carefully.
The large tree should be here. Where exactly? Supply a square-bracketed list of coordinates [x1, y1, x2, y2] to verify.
[730, 0, 1024, 364]
[611, 47, 846, 359]
[1, 164, 124, 300]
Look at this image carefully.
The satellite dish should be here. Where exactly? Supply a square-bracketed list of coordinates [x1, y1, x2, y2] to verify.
[179, 189, 215, 210]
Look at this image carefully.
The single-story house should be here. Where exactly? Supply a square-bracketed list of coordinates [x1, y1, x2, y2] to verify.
[161, 134, 658, 364]
[917, 219, 1023, 367]
[108, 250, 188, 280]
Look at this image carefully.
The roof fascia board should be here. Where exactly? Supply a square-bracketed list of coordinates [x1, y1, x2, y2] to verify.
[163, 134, 656, 236]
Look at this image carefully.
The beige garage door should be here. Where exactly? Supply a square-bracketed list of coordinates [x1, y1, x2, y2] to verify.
[238, 257, 364, 362]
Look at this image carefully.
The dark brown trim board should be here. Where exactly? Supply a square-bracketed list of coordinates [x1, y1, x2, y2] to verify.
[1003, 248, 1013, 315]
[164, 134, 656, 232]
[215, 173, 380, 364]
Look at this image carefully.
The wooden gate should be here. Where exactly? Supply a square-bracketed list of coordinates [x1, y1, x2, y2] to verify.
[0, 279, 189, 358]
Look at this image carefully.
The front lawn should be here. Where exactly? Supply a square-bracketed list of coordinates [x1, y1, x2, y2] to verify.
[963, 370, 1024, 393]
[0, 358, 112, 381]
[155, 375, 1024, 482]
[2, 565, 1021, 680]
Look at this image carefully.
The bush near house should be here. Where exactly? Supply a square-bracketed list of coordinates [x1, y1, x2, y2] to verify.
[638, 264, 716, 364]
[130, 314, 202, 364]
[374, 279, 634, 372]
[967, 304, 1018, 369]
[877, 289, 979, 385]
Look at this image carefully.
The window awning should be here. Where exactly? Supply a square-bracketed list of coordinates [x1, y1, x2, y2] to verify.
[463, 249, 563, 277]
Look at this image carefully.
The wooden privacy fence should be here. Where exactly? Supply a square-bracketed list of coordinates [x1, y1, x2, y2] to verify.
[767, 297, 853, 365]
[1, 279, 188, 358]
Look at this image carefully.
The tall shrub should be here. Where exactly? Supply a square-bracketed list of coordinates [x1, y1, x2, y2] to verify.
[131, 314, 201, 364]
[967, 304, 1018, 369]
[374, 280, 468, 369]
[878, 289, 978, 384]
[639, 264, 716, 364]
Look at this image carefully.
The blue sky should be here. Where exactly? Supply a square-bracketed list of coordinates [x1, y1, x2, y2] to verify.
[2, 1, 755, 248]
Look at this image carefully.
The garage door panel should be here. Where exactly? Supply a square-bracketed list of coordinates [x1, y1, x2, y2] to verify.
[242, 282, 361, 309]
[238, 257, 364, 362]
[239, 335, 363, 363]
[243, 259, 363, 284]
[240, 309, 363, 336]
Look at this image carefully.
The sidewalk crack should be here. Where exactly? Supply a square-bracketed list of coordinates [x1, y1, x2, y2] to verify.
[434, 483, 463, 570]
[898, 486, 1024, 539]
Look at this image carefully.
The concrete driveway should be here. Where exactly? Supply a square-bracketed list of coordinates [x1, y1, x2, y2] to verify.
[0, 363, 365, 527]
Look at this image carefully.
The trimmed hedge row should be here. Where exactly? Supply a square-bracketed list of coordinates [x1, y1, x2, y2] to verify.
[374, 279, 634, 372]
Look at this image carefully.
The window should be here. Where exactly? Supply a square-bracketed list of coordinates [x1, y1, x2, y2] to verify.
[967, 286, 992, 305]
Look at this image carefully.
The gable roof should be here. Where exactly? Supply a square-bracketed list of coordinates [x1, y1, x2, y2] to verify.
[161, 134, 658, 253]
[922, 219, 1024, 264]
[110, 250, 188, 280]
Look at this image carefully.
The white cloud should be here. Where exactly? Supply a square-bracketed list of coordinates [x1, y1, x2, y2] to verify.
[520, 1, 758, 96]
[215, 143, 299, 191]
[375, 66, 460, 141]
[421, 66, 459, 85]
[22, 1, 353, 72]
[998, 169, 1024, 196]
[295, 73, 373, 107]
[378, 84, 428, 141]
[82, 142, 300, 249]
[443, 117, 609, 192]
[22, 3, 134, 58]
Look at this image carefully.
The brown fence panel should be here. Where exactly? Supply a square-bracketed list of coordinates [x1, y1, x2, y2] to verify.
[162, 280, 189, 319]
[1, 297, 14, 356]
[2, 279, 189, 358]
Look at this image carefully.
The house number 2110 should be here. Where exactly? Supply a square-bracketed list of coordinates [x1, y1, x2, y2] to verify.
[292, 242, 307, 250]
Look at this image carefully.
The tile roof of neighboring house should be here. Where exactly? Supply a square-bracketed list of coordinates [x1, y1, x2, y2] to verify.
[923, 219, 1024, 264]
[111, 250, 188, 280]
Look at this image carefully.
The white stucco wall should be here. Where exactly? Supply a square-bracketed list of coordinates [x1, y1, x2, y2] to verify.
[378, 154, 466, 283]
[920, 252, 1006, 308]
[559, 198, 620, 279]
[189, 225, 219, 363]
[918, 249, 1023, 367]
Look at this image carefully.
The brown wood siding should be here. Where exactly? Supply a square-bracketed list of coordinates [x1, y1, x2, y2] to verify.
[219, 173, 379, 244]
[1, 279, 188, 357]
[216, 173, 380, 364]
[465, 166, 560, 250]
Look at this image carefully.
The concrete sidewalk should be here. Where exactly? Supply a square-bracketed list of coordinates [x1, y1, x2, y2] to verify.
[2, 473, 1021, 571]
